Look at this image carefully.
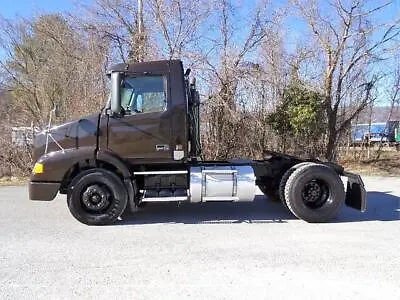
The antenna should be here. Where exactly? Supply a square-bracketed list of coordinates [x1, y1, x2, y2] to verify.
[44, 104, 64, 155]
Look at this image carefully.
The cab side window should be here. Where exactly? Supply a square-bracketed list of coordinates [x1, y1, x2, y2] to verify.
[121, 75, 166, 114]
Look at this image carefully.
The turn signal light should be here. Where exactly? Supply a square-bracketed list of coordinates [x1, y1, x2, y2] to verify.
[33, 163, 44, 174]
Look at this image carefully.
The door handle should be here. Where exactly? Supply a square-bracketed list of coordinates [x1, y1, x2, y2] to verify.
[156, 144, 170, 151]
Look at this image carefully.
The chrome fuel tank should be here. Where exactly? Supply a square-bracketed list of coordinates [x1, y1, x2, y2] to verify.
[189, 165, 256, 202]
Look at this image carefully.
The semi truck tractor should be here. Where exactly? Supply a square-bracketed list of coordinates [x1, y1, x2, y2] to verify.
[29, 60, 366, 225]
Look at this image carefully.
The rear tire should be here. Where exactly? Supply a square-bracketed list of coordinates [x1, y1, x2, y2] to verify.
[67, 169, 128, 225]
[284, 164, 344, 223]
[279, 162, 316, 209]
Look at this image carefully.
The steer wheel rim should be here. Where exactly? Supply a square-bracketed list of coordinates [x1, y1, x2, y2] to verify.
[301, 179, 329, 209]
[81, 184, 111, 212]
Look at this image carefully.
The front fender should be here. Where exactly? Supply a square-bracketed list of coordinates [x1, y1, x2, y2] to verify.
[96, 150, 131, 178]
[30, 147, 96, 183]
[29, 147, 96, 201]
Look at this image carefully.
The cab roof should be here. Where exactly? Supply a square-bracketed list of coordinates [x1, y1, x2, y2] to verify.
[106, 59, 183, 75]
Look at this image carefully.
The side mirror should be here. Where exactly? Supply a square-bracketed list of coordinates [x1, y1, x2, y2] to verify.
[111, 72, 122, 114]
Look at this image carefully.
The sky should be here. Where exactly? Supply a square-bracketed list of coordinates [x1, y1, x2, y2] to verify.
[2, 0, 399, 26]
[1, 0, 75, 18]
[2, 0, 399, 48]
[2, 0, 399, 18]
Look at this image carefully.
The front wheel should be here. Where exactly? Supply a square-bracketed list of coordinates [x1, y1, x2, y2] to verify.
[284, 164, 345, 223]
[67, 169, 128, 225]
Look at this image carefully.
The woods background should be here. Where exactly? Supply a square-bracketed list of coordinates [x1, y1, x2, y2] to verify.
[0, 0, 399, 177]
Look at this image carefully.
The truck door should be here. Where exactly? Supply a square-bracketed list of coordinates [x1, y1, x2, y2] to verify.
[107, 74, 173, 163]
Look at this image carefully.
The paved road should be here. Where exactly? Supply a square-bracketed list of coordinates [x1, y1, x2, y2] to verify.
[0, 177, 399, 299]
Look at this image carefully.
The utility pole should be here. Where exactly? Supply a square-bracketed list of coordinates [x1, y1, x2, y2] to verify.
[129, 0, 146, 63]
[138, 0, 144, 39]
[137, 0, 145, 62]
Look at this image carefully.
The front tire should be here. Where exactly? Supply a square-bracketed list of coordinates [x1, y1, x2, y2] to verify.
[284, 164, 345, 223]
[67, 169, 128, 225]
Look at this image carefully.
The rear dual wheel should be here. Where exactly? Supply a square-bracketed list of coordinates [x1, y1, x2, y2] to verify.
[67, 169, 128, 225]
[262, 162, 315, 209]
[284, 163, 345, 223]
[279, 162, 317, 209]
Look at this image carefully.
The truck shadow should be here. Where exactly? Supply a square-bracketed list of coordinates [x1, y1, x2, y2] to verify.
[336, 191, 400, 223]
[119, 191, 400, 225]
[119, 195, 294, 225]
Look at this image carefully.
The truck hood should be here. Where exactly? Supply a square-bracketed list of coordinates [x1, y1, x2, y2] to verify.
[33, 114, 100, 162]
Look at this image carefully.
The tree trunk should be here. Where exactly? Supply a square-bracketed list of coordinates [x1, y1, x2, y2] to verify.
[325, 93, 337, 161]
[326, 129, 337, 161]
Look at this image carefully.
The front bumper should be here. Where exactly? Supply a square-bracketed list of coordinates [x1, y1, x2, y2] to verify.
[29, 181, 60, 201]
[343, 172, 367, 212]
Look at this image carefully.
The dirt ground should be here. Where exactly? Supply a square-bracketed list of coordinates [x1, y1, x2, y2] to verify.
[339, 148, 400, 176]
[0, 176, 28, 186]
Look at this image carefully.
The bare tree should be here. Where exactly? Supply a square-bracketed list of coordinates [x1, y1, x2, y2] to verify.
[199, 0, 282, 159]
[374, 59, 400, 159]
[76, 0, 150, 63]
[235, 25, 291, 156]
[145, 0, 210, 61]
[292, 0, 400, 160]
[0, 14, 109, 124]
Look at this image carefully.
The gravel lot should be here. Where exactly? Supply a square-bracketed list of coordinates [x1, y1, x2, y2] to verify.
[0, 176, 399, 300]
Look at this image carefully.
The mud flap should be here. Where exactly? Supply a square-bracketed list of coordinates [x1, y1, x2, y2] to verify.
[343, 171, 367, 212]
[124, 178, 139, 213]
